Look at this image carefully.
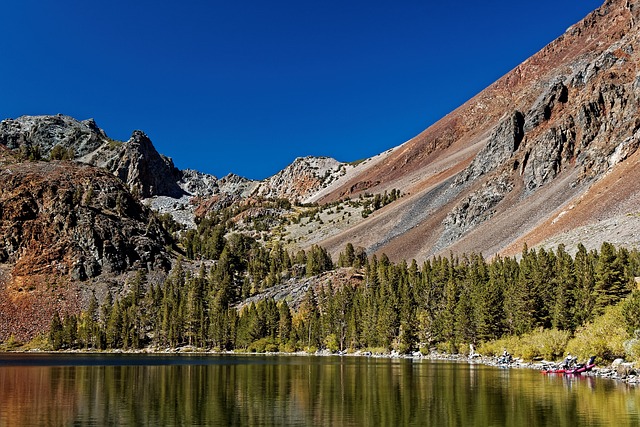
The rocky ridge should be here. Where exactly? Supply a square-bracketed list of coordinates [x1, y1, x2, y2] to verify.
[0, 116, 350, 228]
[0, 157, 171, 280]
[254, 156, 351, 202]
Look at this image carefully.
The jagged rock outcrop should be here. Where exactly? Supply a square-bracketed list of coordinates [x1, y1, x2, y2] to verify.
[439, 175, 515, 250]
[524, 80, 569, 133]
[0, 160, 171, 280]
[0, 115, 189, 199]
[178, 169, 220, 197]
[193, 173, 260, 215]
[0, 114, 109, 158]
[82, 130, 185, 198]
[254, 156, 348, 202]
[455, 111, 525, 185]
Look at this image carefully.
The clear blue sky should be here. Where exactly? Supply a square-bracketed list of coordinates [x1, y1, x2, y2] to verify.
[1, 0, 603, 180]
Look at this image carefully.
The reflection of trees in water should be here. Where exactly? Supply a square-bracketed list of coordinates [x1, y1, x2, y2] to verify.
[1, 358, 639, 426]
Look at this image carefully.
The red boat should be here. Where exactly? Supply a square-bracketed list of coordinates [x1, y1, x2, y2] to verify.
[541, 356, 596, 375]
[541, 368, 569, 374]
[565, 357, 596, 375]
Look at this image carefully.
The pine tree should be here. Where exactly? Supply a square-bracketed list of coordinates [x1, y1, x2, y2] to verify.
[573, 244, 596, 325]
[106, 300, 123, 349]
[531, 247, 556, 328]
[504, 244, 534, 335]
[476, 255, 506, 341]
[79, 293, 99, 349]
[441, 266, 459, 352]
[594, 242, 631, 314]
[278, 301, 293, 348]
[49, 311, 64, 350]
[551, 244, 576, 330]
[397, 266, 417, 353]
[297, 286, 320, 348]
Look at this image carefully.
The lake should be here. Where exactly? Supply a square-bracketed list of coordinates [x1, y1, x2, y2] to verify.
[0, 353, 638, 426]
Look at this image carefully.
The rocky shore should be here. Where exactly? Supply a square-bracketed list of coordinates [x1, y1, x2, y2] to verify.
[412, 351, 640, 386]
[12, 345, 638, 386]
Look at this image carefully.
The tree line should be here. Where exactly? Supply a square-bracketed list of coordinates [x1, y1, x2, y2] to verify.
[49, 235, 640, 355]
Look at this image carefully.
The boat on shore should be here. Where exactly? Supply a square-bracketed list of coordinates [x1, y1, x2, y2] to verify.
[542, 356, 596, 375]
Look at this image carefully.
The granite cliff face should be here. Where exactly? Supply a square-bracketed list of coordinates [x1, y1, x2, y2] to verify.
[0, 115, 187, 199]
[254, 156, 350, 202]
[82, 130, 185, 198]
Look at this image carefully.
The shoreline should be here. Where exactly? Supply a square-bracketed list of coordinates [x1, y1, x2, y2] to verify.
[3, 346, 639, 385]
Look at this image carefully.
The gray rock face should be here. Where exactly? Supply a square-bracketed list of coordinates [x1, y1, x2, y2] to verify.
[0, 114, 109, 158]
[455, 111, 525, 185]
[0, 115, 191, 199]
[114, 130, 185, 198]
[524, 81, 568, 132]
[440, 174, 514, 248]
[179, 169, 220, 197]
[82, 130, 185, 198]
[522, 123, 576, 191]
[255, 156, 347, 202]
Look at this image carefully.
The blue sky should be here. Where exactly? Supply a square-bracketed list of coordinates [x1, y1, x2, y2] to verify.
[1, 0, 603, 180]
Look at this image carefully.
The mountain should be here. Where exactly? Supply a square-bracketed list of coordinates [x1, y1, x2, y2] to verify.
[299, 0, 640, 261]
[0, 147, 172, 341]
[1, 0, 640, 340]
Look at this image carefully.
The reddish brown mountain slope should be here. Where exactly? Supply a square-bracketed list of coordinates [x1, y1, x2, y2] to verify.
[0, 150, 172, 341]
[311, 0, 640, 261]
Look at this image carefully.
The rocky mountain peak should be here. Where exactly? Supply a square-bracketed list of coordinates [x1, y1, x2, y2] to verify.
[255, 156, 348, 202]
[0, 114, 109, 158]
[113, 130, 184, 198]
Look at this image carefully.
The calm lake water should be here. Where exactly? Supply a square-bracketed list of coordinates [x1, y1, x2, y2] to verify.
[0, 353, 639, 426]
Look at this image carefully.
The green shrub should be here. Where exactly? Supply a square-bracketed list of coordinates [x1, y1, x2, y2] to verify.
[478, 329, 570, 361]
[247, 337, 279, 353]
[0, 335, 22, 351]
[566, 304, 629, 362]
[280, 341, 297, 353]
[623, 332, 640, 363]
[621, 291, 640, 333]
[304, 345, 318, 354]
[533, 328, 572, 360]
[324, 333, 339, 353]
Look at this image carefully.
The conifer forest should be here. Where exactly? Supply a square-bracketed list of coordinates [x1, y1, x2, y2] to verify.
[48, 210, 640, 361]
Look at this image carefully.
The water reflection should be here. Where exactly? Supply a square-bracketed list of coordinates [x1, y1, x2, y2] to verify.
[0, 355, 638, 426]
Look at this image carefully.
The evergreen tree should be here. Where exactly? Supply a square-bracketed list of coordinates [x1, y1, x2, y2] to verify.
[49, 311, 64, 350]
[79, 293, 99, 349]
[504, 244, 534, 335]
[551, 244, 576, 330]
[441, 266, 459, 351]
[531, 247, 556, 328]
[278, 301, 293, 348]
[297, 286, 321, 348]
[397, 264, 417, 353]
[573, 244, 597, 325]
[106, 300, 123, 349]
[594, 242, 630, 314]
[338, 243, 356, 267]
[476, 255, 506, 341]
